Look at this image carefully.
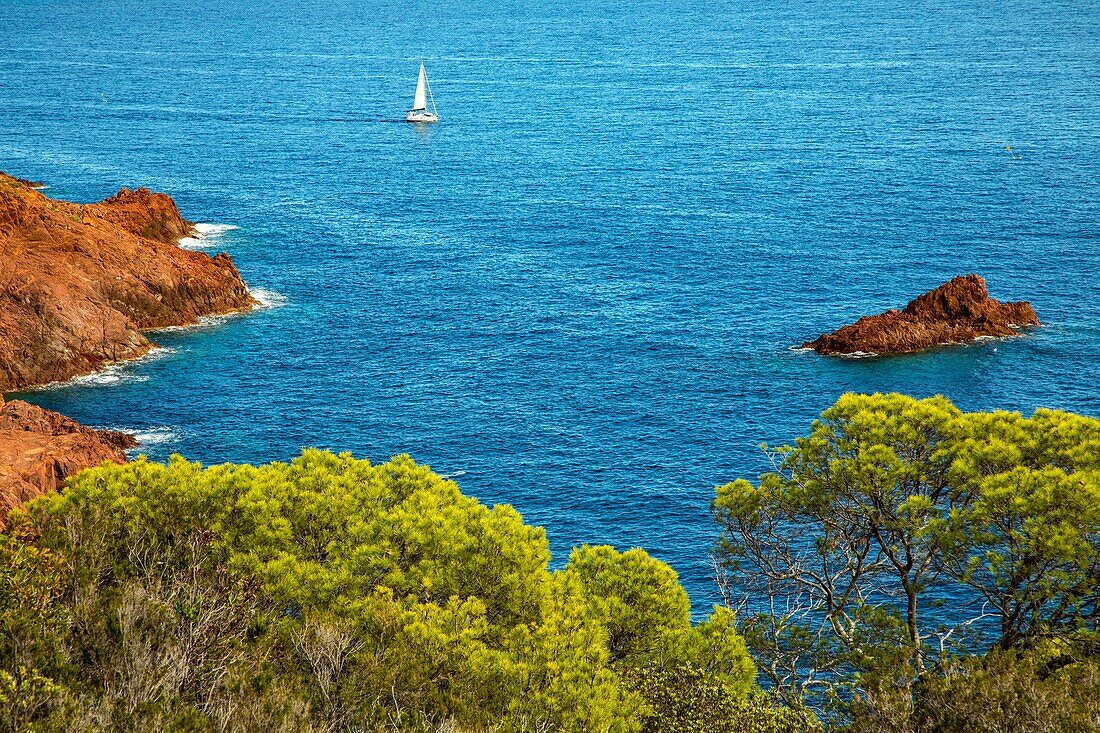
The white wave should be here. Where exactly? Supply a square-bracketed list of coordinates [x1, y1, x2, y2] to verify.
[788, 346, 815, 353]
[838, 350, 879, 359]
[34, 347, 175, 391]
[194, 223, 239, 236]
[115, 427, 181, 454]
[969, 333, 1028, 346]
[130, 427, 179, 445]
[178, 222, 239, 250]
[178, 236, 206, 250]
[249, 287, 288, 310]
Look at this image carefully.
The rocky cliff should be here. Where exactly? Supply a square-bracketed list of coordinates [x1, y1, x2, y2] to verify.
[0, 172, 256, 391]
[0, 172, 258, 517]
[805, 275, 1039, 355]
[0, 395, 135, 521]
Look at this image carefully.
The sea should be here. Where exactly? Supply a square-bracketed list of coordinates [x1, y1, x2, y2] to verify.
[2, 0, 1098, 611]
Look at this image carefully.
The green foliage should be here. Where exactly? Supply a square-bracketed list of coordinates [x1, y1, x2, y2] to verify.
[713, 393, 964, 712]
[566, 545, 689, 663]
[846, 638, 1100, 733]
[15, 392, 1096, 731]
[0, 527, 68, 676]
[713, 392, 1100, 724]
[0, 666, 69, 732]
[1, 450, 754, 732]
[624, 664, 818, 733]
[566, 544, 757, 696]
[945, 409, 1100, 647]
[672, 606, 757, 696]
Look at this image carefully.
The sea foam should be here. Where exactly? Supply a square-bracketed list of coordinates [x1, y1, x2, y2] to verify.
[250, 287, 288, 310]
[34, 347, 175, 391]
[194, 223, 239, 236]
[179, 222, 240, 250]
[123, 427, 180, 452]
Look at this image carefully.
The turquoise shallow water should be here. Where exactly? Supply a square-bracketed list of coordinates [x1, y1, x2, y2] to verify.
[2, 0, 1099, 609]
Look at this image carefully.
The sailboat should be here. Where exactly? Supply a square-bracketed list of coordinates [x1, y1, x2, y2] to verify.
[405, 62, 438, 123]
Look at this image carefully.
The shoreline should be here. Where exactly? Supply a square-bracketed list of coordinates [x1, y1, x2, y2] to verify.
[0, 173, 265, 510]
[12, 282, 286, 397]
[0, 173, 261, 393]
[792, 326, 1041, 360]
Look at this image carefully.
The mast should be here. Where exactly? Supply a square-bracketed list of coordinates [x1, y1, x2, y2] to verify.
[412, 62, 427, 111]
[425, 66, 437, 116]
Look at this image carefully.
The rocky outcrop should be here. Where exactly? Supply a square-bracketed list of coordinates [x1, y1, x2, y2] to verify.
[0, 395, 135, 521]
[0, 172, 256, 391]
[805, 275, 1039, 356]
[0, 172, 259, 519]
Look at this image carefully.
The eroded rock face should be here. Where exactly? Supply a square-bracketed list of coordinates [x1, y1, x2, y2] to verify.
[0, 173, 256, 391]
[804, 275, 1039, 356]
[0, 395, 135, 521]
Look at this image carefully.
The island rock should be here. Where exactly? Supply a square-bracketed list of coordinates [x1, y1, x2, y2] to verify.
[804, 275, 1039, 356]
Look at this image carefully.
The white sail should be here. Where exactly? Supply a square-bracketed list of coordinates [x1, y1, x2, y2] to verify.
[412, 63, 427, 111]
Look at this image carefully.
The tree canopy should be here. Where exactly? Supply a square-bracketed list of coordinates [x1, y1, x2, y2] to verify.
[712, 393, 1100, 727]
[5, 392, 1098, 731]
[0, 450, 791, 733]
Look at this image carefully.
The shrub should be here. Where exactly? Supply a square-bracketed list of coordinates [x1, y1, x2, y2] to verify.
[623, 664, 818, 733]
[907, 643, 1100, 733]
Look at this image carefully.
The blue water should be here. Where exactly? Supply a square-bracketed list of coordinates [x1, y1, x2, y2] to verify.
[2, 0, 1099, 610]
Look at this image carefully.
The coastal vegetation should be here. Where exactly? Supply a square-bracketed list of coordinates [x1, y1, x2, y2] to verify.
[0, 451, 793, 733]
[1, 393, 1098, 731]
[714, 393, 1100, 730]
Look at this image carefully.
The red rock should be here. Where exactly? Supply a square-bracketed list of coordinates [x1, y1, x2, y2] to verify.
[0, 172, 259, 519]
[0, 395, 135, 522]
[804, 275, 1039, 356]
[87, 186, 198, 244]
[0, 172, 256, 391]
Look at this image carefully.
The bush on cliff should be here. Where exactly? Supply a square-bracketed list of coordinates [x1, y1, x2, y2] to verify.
[905, 639, 1100, 733]
[0, 450, 766, 732]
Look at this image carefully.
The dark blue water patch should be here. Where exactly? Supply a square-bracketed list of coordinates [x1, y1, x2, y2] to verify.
[3, 0, 1099, 613]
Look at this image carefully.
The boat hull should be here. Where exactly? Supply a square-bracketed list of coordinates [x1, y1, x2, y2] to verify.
[405, 110, 438, 123]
